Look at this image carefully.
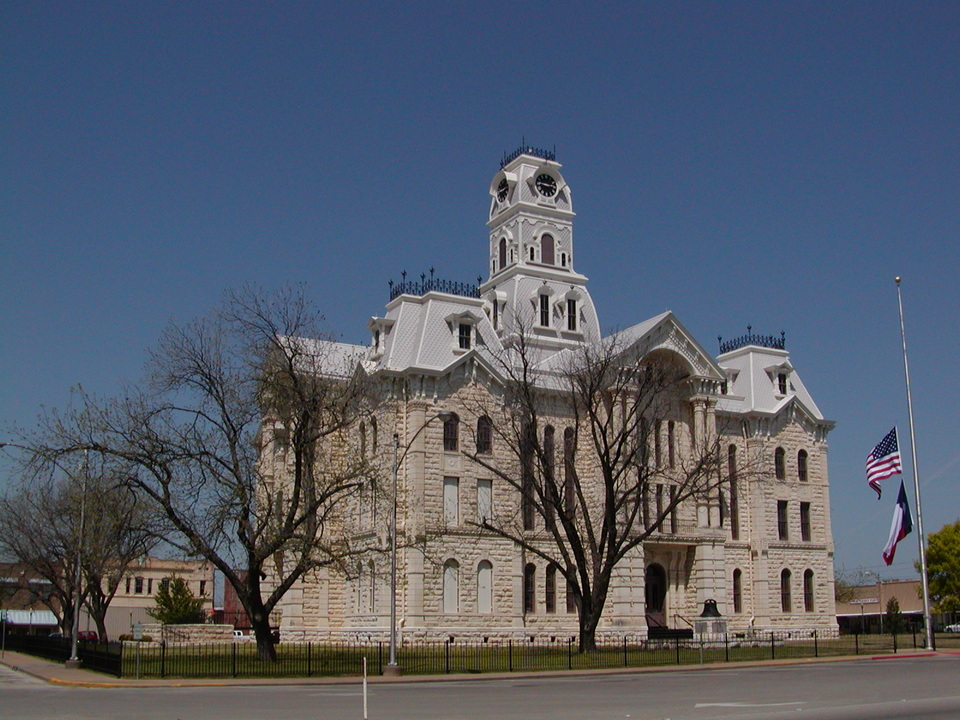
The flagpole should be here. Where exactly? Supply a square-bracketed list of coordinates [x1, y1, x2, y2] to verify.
[895, 276, 934, 650]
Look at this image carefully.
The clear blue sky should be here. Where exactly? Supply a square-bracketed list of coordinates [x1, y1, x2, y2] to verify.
[2, 2, 958, 579]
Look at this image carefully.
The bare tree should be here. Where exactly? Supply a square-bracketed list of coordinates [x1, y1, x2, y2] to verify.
[465, 327, 739, 652]
[0, 453, 155, 641]
[18, 285, 375, 660]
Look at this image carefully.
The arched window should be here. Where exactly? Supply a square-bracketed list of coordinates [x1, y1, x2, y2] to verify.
[356, 561, 363, 611]
[476, 416, 493, 454]
[780, 569, 792, 612]
[523, 563, 536, 614]
[540, 233, 555, 265]
[443, 413, 459, 452]
[368, 560, 376, 613]
[563, 428, 576, 518]
[797, 449, 808, 482]
[774, 447, 785, 480]
[477, 561, 493, 614]
[443, 560, 459, 614]
[545, 564, 557, 613]
[566, 572, 578, 614]
[498, 238, 507, 271]
[803, 569, 815, 612]
[732, 569, 743, 614]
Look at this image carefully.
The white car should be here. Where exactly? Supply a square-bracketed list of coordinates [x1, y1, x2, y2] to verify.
[944, 623, 960, 633]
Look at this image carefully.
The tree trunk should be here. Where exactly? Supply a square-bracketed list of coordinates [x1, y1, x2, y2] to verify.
[249, 608, 277, 662]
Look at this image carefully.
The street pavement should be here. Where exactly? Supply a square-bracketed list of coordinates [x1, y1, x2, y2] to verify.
[1, 648, 959, 720]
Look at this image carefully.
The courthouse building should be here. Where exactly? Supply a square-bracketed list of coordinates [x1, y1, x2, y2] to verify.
[272, 147, 837, 641]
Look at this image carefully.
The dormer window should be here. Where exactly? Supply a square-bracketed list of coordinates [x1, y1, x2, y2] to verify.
[539, 294, 550, 327]
[458, 323, 472, 350]
[778, 372, 788, 395]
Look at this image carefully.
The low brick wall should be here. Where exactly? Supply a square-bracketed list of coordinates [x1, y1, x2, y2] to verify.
[140, 623, 235, 643]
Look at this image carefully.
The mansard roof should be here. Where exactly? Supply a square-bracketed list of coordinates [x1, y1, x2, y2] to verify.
[369, 290, 503, 375]
[715, 343, 829, 423]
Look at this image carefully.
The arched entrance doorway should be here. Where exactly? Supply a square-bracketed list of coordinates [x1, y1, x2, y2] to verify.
[645, 563, 667, 628]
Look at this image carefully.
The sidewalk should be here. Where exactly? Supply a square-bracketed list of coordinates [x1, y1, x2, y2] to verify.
[0, 647, 951, 689]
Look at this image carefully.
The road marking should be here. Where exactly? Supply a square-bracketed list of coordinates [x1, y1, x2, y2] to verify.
[695, 702, 804, 708]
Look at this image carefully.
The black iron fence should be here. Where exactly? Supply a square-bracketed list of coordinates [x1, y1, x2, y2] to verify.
[2, 634, 123, 676]
[3, 629, 952, 680]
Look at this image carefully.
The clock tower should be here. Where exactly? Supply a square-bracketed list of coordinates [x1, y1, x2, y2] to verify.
[480, 146, 600, 355]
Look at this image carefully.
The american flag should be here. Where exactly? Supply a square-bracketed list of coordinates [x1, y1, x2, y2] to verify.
[866, 427, 902, 499]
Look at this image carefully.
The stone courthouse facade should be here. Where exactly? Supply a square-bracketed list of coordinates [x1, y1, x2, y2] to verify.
[273, 148, 837, 641]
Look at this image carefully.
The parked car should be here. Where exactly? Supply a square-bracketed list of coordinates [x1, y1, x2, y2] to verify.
[944, 623, 960, 633]
[78, 630, 98, 642]
[232, 630, 247, 640]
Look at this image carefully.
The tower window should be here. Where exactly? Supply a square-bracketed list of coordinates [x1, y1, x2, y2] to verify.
[492, 299, 499, 330]
[540, 234, 555, 265]
[498, 238, 507, 271]
[560, 252, 567, 268]
[567, 298, 577, 331]
[529, 246, 536, 262]
[539, 294, 550, 327]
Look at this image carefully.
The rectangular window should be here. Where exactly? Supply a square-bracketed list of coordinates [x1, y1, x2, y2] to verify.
[492, 300, 499, 330]
[443, 477, 459, 525]
[800, 502, 811, 542]
[199, 580, 207, 596]
[458, 323, 471, 350]
[566, 576, 577, 614]
[539, 294, 550, 327]
[778, 373, 788, 394]
[125, 577, 131, 594]
[655, 484, 664, 532]
[135, 577, 144, 594]
[477, 478, 492, 522]
[147, 578, 153, 595]
[777, 500, 789, 541]
[566, 298, 577, 331]
[669, 485, 678, 534]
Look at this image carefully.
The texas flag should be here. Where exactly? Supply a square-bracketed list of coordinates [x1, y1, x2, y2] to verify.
[882, 481, 913, 566]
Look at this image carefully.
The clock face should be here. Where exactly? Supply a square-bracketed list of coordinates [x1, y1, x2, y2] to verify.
[496, 178, 509, 202]
[535, 173, 557, 197]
